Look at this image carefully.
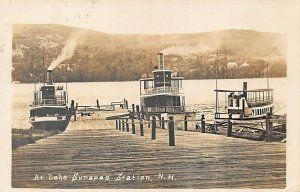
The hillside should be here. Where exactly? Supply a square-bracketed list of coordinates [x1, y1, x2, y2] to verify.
[12, 24, 286, 83]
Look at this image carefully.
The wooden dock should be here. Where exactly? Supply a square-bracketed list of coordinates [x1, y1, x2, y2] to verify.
[12, 110, 286, 189]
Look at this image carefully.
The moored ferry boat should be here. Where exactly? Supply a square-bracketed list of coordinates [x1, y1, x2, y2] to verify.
[214, 82, 274, 120]
[139, 51, 185, 114]
[29, 69, 71, 131]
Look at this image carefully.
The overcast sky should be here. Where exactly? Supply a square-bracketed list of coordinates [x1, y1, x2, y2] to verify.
[1, 0, 297, 34]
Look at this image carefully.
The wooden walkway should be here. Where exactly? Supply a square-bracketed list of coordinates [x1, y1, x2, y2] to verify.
[12, 110, 286, 189]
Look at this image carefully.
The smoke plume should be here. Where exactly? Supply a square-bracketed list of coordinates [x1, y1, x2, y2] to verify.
[47, 31, 83, 70]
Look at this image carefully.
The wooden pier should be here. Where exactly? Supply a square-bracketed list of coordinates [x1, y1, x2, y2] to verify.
[12, 110, 286, 189]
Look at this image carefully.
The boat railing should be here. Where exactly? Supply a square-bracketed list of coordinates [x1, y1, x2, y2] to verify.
[143, 106, 185, 113]
[32, 98, 67, 106]
[143, 86, 183, 95]
[247, 98, 273, 107]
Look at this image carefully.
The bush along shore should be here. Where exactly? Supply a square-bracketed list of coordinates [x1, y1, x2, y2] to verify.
[12, 128, 60, 150]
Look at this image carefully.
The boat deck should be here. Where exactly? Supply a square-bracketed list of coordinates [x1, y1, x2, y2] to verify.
[12, 110, 286, 188]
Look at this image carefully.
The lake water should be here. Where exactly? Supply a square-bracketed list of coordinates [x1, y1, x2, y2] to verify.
[12, 78, 286, 129]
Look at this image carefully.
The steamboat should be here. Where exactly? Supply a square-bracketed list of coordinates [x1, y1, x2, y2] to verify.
[214, 82, 274, 120]
[29, 69, 72, 131]
[139, 51, 185, 114]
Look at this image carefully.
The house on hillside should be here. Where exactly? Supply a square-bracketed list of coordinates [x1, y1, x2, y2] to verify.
[240, 62, 250, 67]
[227, 62, 238, 69]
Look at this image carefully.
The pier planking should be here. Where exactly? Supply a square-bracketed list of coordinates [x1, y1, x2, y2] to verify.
[12, 110, 285, 188]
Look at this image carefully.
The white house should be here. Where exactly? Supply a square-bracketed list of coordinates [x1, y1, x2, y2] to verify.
[227, 62, 238, 69]
[240, 62, 250, 67]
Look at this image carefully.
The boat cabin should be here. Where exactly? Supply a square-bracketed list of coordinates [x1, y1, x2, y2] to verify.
[140, 51, 185, 113]
[32, 85, 68, 106]
[32, 70, 68, 106]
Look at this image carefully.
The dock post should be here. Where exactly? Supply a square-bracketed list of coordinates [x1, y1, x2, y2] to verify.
[126, 119, 129, 132]
[140, 119, 144, 136]
[125, 100, 128, 109]
[266, 112, 273, 142]
[96, 99, 100, 110]
[168, 116, 175, 146]
[71, 100, 76, 121]
[122, 119, 125, 131]
[151, 115, 156, 140]
[118, 120, 121, 131]
[132, 119, 135, 134]
[201, 114, 205, 133]
[116, 119, 118, 130]
[141, 111, 145, 119]
[162, 117, 165, 129]
[136, 105, 140, 118]
[148, 116, 151, 128]
[132, 104, 135, 113]
[158, 116, 162, 128]
[75, 102, 78, 110]
[184, 115, 188, 131]
[227, 113, 232, 137]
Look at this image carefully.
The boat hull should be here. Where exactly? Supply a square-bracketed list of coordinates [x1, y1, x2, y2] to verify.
[215, 104, 274, 120]
[30, 119, 69, 132]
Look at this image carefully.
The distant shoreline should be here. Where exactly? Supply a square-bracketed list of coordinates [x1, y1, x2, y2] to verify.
[11, 76, 287, 84]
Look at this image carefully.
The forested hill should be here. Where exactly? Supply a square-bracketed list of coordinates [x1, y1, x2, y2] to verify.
[12, 24, 286, 83]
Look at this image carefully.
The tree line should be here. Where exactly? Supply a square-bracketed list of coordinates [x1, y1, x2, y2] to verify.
[12, 45, 286, 83]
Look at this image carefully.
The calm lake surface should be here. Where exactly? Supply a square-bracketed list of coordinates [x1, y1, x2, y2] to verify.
[12, 78, 286, 129]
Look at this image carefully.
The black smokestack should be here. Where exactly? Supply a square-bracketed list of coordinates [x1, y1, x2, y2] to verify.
[47, 69, 53, 85]
[158, 51, 164, 70]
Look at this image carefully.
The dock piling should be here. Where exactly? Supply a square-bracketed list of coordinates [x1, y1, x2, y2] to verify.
[140, 119, 144, 136]
[132, 104, 135, 113]
[136, 105, 140, 117]
[96, 99, 100, 109]
[151, 115, 156, 140]
[184, 115, 188, 131]
[201, 114, 205, 133]
[116, 120, 118, 130]
[168, 116, 175, 146]
[71, 100, 76, 121]
[266, 112, 273, 142]
[162, 117, 165, 129]
[227, 113, 232, 137]
[148, 117, 151, 128]
[132, 119, 135, 134]
[126, 119, 129, 132]
[122, 119, 125, 131]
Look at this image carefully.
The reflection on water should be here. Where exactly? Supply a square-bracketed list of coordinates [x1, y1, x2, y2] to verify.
[12, 78, 286, 129]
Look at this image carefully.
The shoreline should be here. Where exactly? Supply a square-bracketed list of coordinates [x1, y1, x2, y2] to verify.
[12, 128, 60, 150]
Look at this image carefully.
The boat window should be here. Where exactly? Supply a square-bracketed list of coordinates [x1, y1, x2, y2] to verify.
[42, 86, 55, 99]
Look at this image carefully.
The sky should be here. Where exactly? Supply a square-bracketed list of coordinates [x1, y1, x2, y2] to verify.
[1, 0, 298, 34]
